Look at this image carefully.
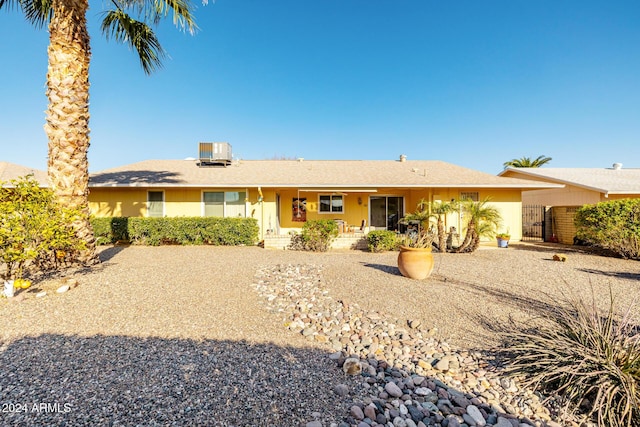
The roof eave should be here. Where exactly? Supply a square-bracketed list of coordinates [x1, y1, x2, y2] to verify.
[89, 182, 563, 189]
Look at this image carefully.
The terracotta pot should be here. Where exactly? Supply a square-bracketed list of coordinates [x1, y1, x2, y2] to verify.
[397, 245, 434, 280]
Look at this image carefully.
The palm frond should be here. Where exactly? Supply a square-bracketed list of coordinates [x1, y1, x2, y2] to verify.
[101, 9, 166, 74]
[0, 0, 53, 28]
[503, 154, 553, 168]
[113, 0, 197, 34]
[0, 0, 15, 11]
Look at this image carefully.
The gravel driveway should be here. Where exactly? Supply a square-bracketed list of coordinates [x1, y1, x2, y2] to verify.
[1, 243, 638, 426]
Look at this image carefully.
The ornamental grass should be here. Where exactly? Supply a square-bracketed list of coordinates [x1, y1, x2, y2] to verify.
[500, 289, 640, 427]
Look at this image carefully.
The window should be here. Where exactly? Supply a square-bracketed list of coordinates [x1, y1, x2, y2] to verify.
[147, 191, 164, 217]
[460, 192, 479, 202]
[203, 191, 246, 217]
[319, 195, 343, 213]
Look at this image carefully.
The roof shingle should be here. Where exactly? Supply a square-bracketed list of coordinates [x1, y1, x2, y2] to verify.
[0, 162, 48, 186]
[90, 159, 559, 189]
[500, 167, 640, 194]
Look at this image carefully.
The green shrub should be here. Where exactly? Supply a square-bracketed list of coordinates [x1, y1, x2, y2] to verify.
[575, 199, 640, 259]
[0, 176, 84, 280]
[288, 219, 339, 252]
[367, 230, 398, 252]
[500, 290, 640, 426]
[90, 216, 259, 246]
[91, 217, 129, 245]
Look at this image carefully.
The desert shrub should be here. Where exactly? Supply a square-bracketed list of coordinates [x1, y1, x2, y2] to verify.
[575, 199, 640, 259]
[0, 176, 84, 279]
[288, 219, 339, 252]
[301, 219, 339, 252]
[500, 290, 640, 426]
[90, 217, 259, 246]
[367, 230, 398, 252]
[287, 232, 306, 251]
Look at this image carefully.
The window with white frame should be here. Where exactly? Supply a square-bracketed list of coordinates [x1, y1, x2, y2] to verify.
[319, 195, 343, 213]
[203, 191, 246, 217]
[147, 191, 164, 217]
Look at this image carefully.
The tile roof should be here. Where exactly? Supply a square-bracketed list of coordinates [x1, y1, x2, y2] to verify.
[499, 167, 640, 195]
[0, 162, 48, 186]
[90, 159, 559, 189]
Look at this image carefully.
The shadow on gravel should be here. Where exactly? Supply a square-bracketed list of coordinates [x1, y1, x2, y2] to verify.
[0, 334, 360, 426]
[360, 262, 401, 276]
[436, 277, 557, 315]
[510, 243, 579, 254]
[98, 245, 127, 263]
[576, 268, 640, 281]
[431, 276, 567, 351]
[511, 243, 622, 258]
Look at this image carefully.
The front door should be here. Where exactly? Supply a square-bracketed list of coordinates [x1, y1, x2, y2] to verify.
[370, 196, 404, 231]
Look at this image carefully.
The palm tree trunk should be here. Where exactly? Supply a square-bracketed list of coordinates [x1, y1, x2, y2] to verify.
[45, 0, 98, 264]
[469, 231, 481, 252]
[455, 222, 475, 253]
[437, 216, 446, 252]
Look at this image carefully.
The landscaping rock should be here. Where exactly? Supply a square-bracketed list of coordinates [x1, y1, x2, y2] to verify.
[253, 263, 568, 427]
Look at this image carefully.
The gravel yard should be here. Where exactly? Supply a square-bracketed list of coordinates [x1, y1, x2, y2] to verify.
[1, 243, 638, 426]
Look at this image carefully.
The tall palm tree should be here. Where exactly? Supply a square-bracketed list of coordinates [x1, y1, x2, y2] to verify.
[503, 155, 552, 169]
[455, 197, 502, 253]
[1, 0, 197, 263]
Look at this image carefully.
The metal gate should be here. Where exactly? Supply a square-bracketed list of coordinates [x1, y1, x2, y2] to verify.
[522, 205, 545, 241]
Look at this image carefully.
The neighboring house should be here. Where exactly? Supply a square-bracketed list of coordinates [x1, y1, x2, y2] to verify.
[0, 162, 48, 186]
[499, 163, 640, 206]
[499, 163, 640, 244]
[88, 148, 559, 243]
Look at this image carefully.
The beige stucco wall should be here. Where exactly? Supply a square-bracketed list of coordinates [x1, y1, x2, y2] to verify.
[501, 170, 639, 206]
[521, 184, 602, 206]
[521, 186, 638, 206]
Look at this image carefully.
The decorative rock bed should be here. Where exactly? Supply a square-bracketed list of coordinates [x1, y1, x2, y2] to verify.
[253, 263, 575, 427]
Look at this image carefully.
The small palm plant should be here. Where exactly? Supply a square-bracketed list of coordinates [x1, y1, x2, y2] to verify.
[501, 290, 640, 426]
[455, 197, 502, 253]
[426, 199, 459, 252]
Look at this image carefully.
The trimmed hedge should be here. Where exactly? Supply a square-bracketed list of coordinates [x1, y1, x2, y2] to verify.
[574, 198, 640, 260]
[91, 217, 259, 246]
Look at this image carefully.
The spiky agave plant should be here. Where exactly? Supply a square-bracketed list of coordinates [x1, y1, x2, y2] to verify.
[501, 288, 640, 426]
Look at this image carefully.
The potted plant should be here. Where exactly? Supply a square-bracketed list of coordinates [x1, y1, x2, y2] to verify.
[397, 210, 436, 280]
[496, 232, 510, 248]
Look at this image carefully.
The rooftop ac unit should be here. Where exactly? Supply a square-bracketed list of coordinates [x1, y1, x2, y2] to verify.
[198, 142, 232, 166]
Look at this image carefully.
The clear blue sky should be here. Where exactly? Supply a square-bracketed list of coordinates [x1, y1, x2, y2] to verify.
[1, 1, 639, 174]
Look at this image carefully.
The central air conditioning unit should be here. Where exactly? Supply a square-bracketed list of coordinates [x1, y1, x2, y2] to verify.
[198, 142, 232, 166]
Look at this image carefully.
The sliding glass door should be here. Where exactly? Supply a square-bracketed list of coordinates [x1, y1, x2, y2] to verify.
[370, 196, 403, 231]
